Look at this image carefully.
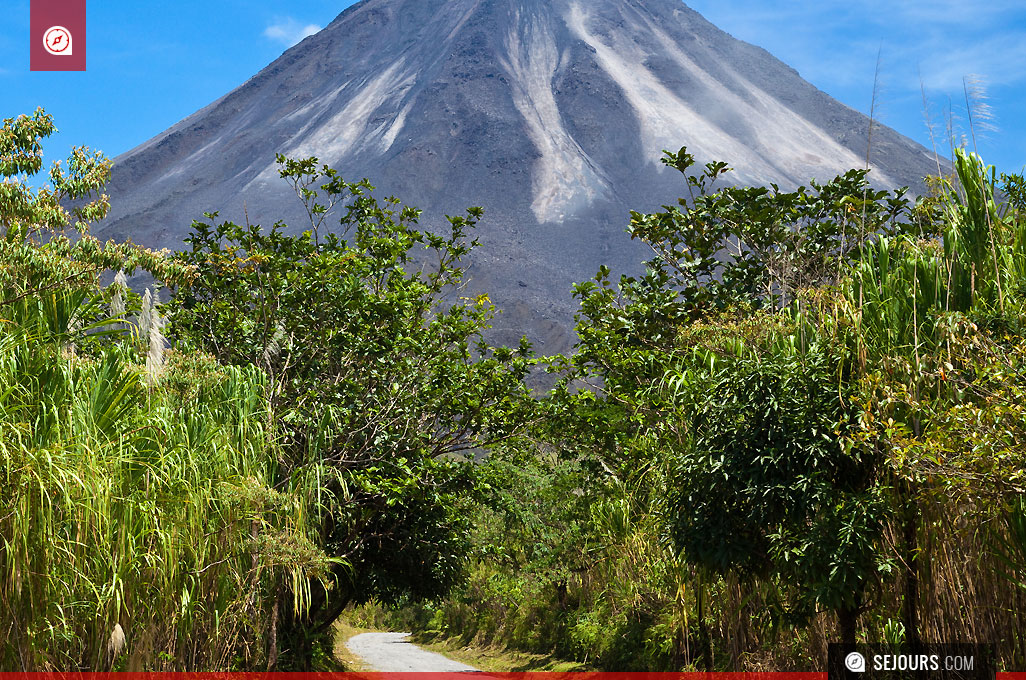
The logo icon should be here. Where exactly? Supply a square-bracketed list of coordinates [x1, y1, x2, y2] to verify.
[43, 26, 73, 56]
[845, 652, 867, 673]
[31, 1, 87, 71]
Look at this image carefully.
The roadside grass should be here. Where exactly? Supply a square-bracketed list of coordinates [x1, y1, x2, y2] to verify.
[410, 631, 596, 672]
[332, 619, 381, 671]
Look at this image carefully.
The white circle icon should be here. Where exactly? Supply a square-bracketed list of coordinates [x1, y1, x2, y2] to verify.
[845, 651, 867, 673]
[43, 26, 73, 56]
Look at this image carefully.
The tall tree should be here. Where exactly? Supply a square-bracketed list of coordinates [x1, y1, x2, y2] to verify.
[169, 156, 535, 666]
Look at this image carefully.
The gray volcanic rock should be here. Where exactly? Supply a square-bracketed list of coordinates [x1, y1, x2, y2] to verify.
[99, 0, 940, 351]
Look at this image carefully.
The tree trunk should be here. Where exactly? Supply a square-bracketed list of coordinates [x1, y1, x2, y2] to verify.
[838, 605, 859, 648]
[279, 603, 314, 671]
[902, 481, 921, 648]
[267, 585, 281, 670]
[697, 576, 713, 671]
[273, 573, 349, 670]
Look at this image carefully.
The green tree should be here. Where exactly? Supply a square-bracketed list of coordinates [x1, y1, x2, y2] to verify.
[168, 155, 535, 667]
[660, 335, 889, 646]
[628, 147, 928, 314]
[553, 147, 927, 488]
[553, 148, 919, 652]
[0, 108, 190, 302]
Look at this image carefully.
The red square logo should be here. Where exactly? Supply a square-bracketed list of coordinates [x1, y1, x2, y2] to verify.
[31, 0, 87, 71]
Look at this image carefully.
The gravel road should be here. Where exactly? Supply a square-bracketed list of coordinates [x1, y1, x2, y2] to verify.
[346, 632, 480, 672]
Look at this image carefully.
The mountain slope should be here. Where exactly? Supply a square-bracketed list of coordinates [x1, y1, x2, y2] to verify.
[99, 0, 940, 349]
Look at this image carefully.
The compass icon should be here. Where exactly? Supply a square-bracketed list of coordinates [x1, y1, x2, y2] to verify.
[43, 26, 73, 56]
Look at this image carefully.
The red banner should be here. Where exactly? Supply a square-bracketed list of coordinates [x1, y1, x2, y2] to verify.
[0, 673, 1013, 679]
[0, 675, 828, 679]
[0, 673, 1010, 679]
[30, 0, 86, 71]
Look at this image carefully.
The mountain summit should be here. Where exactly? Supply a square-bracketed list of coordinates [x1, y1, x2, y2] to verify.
[100, 0, 939, 348]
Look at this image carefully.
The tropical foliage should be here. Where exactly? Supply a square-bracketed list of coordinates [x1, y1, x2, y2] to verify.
[0, 110, 532, 670]
[399, 146, 1026, 671]
[7, 104, 1026, 672]
[167, 156, 535, 666]
[0, 109, 323, 670]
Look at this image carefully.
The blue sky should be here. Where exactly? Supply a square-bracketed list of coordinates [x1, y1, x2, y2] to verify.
[2, 0, 1024, 179]
[687, 0, 1026, 172]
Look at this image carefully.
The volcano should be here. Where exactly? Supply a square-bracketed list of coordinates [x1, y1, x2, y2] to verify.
[99, 0, 940, 350]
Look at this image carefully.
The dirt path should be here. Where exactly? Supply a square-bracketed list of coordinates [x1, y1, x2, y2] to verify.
[346, 632, 480, 672]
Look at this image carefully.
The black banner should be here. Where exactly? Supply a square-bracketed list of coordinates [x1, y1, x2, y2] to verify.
[829, 644, 995, 680]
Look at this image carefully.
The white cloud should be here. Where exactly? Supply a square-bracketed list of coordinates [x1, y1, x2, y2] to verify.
[688, 0, 1026, 91]
[914, 39, 1026, 91]
[681, 0, 1026, 168]
[263, 17, 321, 47]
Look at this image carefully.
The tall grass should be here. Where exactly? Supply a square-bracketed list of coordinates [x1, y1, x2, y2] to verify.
[793, 147, 1026, 663]
[0, 289, 326, 670]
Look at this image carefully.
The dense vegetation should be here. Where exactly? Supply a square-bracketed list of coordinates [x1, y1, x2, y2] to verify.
[4, 106, 1026, 671]
[0, 110, 531, 670]
[0, 110, 326, 670]
[375, 149, 1026, 670]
